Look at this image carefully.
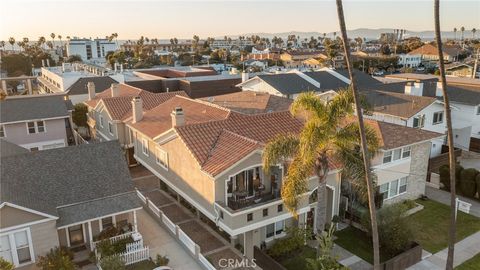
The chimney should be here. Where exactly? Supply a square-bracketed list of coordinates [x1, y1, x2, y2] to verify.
[46, 59, 50, 67]
[132, 96, 143, 123]
[166, 87, 169, 93]
[436, 81, 443, 97]
[87, 82, 96, 100]
[404, 80, 423, 96]
[242, 71, 249, 83]
[120, 63, 124, 73]
[114, 63, 118, 73]
[171, 107, 185, 127]
[111, 83, 119, 97]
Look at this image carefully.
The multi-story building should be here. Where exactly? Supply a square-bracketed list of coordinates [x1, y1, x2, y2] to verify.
[210, 39, 254, 50]
[397, 54, 422, 68]
[120, 42, 193, 54]
[66, 38, 117, 61]
[0, 94, 75, 150]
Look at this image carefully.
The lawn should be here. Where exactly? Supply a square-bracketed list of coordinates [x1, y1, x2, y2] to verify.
[126, 260, 157, 270]
[455, 253, 480, 270]
[407, 199, 480, 253]
[277, 246, 317, 270]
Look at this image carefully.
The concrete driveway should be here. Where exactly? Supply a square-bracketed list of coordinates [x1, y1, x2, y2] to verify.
[137, 209, 202, 270]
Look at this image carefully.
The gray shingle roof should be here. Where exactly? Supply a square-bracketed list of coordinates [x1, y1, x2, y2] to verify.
[57, 192, 141, 227]
[1, 141, 136, 223]
[257, 73, 321, 95]
[0, 95, 70, 124]
[304, 71, 349, 90]
[67, 76, 118, 95]
[0, 139, 29, 158]
[334, 69, 384, 87]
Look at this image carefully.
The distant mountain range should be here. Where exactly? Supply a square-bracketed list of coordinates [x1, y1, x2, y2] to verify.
[219, 28, 477, 41]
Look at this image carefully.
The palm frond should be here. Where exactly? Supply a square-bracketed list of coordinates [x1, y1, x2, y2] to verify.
[262, 133, 299, 174]
[281, 155, 311, 217]
[290, 92, 327, 120]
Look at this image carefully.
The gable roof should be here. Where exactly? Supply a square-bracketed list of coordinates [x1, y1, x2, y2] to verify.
[408, 44, 462, 57]
[364, 90, 437, 119]
[67, 76, 118, 95]
[0, 139, 29, 158]
[256, 73, 321, 95]
[1, 141, 139, 222]
[84, 83, 142, 108]
[0, 94, 70, 124]
[200, 91, 292, 115]
[128, 95, 231, 138]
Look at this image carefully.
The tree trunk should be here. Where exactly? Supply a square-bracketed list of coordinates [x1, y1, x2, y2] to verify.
[434, 1, 457, 269]
[314, 155, 330, 235]
[335, 1, 381, 269]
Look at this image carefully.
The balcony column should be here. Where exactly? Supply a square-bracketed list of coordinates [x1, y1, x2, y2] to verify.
[230, 235, 238, 247]
[88, 221, 93, 250]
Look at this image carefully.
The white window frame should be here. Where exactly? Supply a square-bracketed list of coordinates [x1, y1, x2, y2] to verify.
[265, 220, 286, 241]
[26, 121, 46, 134]
[99, 115, 104, 128]
[155, 147, 169, 170]
[383, 146, 412, 164]
[412, 114, 425, 128]
[0, 124, 5, 138]
[108, 121, 114, 135]
[141, 138, 149, 156]
[0, 228, 35, 267]
[432, 111, 443, 125]
[380, 176, 408, 201]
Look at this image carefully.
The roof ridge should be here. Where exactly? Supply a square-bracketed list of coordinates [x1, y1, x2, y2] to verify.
[176, 94, 232, 113]
[56, 191, 135, 209]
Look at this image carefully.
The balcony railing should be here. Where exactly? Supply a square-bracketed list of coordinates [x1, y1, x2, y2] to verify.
[227, 192, 279, 211]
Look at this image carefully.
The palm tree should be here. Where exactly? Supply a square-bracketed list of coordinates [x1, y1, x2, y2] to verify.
[336, 0, 381, 268]
[8, 37, 15, 50]
[453, 28, 457, 40]
[473, 28, 477, 39]
[38, 36, 46, 50]
[50, 33, 56, 48]
[263, 90, 379, 236]
[0, 41, 5, 51]
[460, 26, 465, 41]
[434, 3, 457, 270]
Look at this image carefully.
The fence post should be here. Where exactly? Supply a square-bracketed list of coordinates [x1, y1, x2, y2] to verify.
[195, 244, 201, 260]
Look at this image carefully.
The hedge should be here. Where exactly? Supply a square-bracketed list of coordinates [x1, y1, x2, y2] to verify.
[439, 164, 464, 191]
[459, 168, 479, 199]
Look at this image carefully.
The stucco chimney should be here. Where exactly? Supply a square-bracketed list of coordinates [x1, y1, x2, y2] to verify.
[111, 83, 119, 97]
[171, 107, 185, 127]
[132, 96, 143, 123]
[87, 82, 96, 101]
[404, 80, 424, 96]
[436, 81, 443, 97]
[242, 71, 249, 83]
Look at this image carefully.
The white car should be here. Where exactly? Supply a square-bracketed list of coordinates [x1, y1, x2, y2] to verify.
[373, 70, 384, 76]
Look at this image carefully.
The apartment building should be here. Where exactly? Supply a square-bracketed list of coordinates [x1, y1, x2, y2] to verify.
[0, 140, 141, 269]
[66, 38, 117, 61]
[397, 54, 422, 68]
[0, 94, 74, 150]
[121, 92, 441, 259]
[210, 39, 254, 50]
[84, 83, 185, 165]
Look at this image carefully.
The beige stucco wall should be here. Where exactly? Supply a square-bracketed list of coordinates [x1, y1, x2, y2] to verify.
[0, 206, 45, 229]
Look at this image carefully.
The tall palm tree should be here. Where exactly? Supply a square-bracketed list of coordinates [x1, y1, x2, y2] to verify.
[38, 36, 46, 50]
[473, 28, 477, 39]
[460, 26, 465, 41]
[8, 37, 15, 50]
[0, 41, 5, 51]
[263, 90, 379, 235]
[434, 2, 457, 269]
[58, 35, 62, 47]
[50, 33, 56, 48]
[335, 0, 381, 268]
[453, 28, 457, 40]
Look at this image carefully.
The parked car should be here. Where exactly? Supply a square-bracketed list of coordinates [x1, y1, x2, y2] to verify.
[153, 267, 173, 270]
[416, 67, 425, 72]
[373, 70, 385, 76]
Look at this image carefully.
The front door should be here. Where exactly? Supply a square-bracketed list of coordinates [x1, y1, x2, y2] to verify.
[127, 147, 138, 167]
[68, 224, 84, 246]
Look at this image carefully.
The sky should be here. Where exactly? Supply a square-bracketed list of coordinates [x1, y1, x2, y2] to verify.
[1, 0, 479, 41]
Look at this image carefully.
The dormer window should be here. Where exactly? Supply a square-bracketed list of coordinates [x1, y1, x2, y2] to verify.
[413, 115, 425, 128]
[433, 111, 443, 125]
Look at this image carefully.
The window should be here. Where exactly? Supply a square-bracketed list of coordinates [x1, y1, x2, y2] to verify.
[14, 231, 31, 264]
[142, 138, 149, 156]
[389, 179, 399, 197]
[383, 151, 392, 164]
[265, 220, 285, 239]
[27, 121, 45, 134]
[247, 213, 253, 222]
[433, 111, 443, 125]
[379, 183, 389, 200]
[99, 115, 104, 128]
[402, 146, 411, 158]
[108, 122, 114, 135]
[399, 177, 408, 193]
[101, 217, 113, 230]
[263, 209, 268, 217]
[380, 177, 408, 201]
[393, 149, 402, 161]
[1, 229, 34, 266]
[277, 204, 283, 212]
[412, 115, 425, 128]
[0, 125, 5, 138]
[30, 147, 39, 151]
[155, 147, 168, 169]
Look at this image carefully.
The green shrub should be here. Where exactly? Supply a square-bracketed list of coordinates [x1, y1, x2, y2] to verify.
[460, 168, 479, 182]
[97, 226, 120, 241]
[460, 168, 478, 198]
[476, 174, 480, 197]
[267, 227, 309, 258]
[97, 237, 134, 259]
[362, 203, 413, 257]
[36, 247, 75, 270]
[402, 199, 417, 210]
[439, 164, 464, 191]
[0, 257, 15, 270]
[154, 254, 170, 266]
[99, 255, 125, 270]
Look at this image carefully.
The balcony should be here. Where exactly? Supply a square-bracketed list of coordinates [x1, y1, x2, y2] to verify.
[225, 165, 283, 211]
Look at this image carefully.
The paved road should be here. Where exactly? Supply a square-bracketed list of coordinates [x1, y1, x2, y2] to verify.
[425, 186, 480, 218]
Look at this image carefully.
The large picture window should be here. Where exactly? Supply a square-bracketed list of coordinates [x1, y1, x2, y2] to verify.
[155, 147, 168, 169]
[26, 121, 45, 134]
[383, 146, 412, 164]
[0, 229, 34, 267]
[266, 220, 285, 240]
[379, 177, 408, 201]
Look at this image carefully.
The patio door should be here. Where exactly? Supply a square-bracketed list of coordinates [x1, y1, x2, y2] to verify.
[68, 224, 84, 246]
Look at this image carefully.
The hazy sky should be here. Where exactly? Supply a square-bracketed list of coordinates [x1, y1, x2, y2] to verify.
[1, 0, 479, 40]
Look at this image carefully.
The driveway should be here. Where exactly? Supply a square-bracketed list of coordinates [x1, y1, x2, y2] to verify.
[137, 209, 202, 270]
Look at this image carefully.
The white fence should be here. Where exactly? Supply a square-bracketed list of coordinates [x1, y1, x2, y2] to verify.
[93, 231, 134, 250]
[136, 189, 147, 204]
[126, 240, 144, 253]
[120, 246, 150, 265]
[199, 254, 216, 270]
[148, 200, 161, 217]
[178, 228, 196, 254]
[163, 213, 176, 234]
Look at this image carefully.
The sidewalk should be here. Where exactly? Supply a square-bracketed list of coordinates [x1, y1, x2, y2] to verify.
[425, 186, 480, 218]
[408, 231, 480, 270]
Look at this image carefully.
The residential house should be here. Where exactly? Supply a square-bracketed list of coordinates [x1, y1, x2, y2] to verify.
[280, 50, 326, 68]
[84, 82, 185, 165]
[397, 54, 422, 68]
[0, 94, 74, 150]
[0, 140, 142, 269]
[125, 93, 441, 259]
[408, 44, 462, 64]
[445, 63, 475, 78]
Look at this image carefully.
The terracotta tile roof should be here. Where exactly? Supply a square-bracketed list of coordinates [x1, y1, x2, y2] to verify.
[84, 84, 142, 108]
[176, 111, 304, 176]
[200, 91, 292, 115]
[128, 96, 231, 138]
[408, 44, 462, 57]
[344, 117, 444, 150]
